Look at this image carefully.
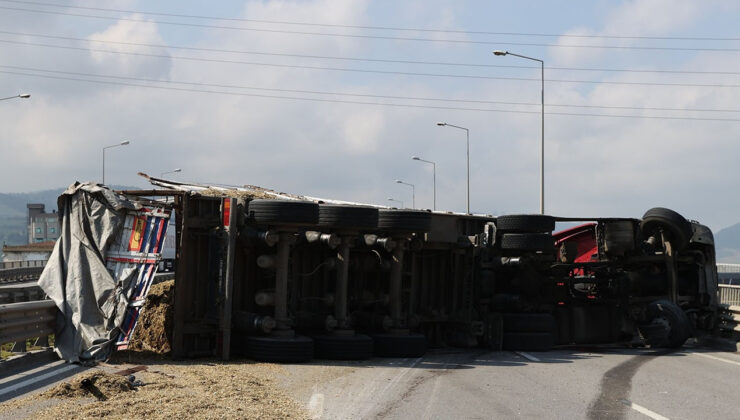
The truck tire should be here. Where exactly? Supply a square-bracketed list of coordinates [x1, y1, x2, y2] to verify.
[245, 335, 314, 362]
[371, 333, 427, 358]
[318, 204, 378, 230]
[640, 208, 693, 251]
[638, 300, 691, 348]
[496, 215, 555, 233]
[377, 209, 432, 233]
[248, 199, 319, 226]
[603, 221, 636, 255]
[503, 332, 554, 351]
[312, 334, 374, 360]
[500, 233, 554, 252]
[503, 313, 556, 333]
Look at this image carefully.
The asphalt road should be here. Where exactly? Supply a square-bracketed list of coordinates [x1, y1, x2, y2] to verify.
[281, 344, 740, 420]
[3, 343, 738, 419]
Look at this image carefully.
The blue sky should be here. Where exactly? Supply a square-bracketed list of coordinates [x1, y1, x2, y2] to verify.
[1, 0, 740, 231]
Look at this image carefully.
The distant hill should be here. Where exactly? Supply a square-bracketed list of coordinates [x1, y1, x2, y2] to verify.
[715, 222, 740, 263]
[0, 188, 65, 218]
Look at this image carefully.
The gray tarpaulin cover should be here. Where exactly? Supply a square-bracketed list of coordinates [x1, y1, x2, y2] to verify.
[38, 182, 141, 362]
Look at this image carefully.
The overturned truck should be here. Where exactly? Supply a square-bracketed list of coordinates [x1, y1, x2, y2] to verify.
[131, 179, 719, 362]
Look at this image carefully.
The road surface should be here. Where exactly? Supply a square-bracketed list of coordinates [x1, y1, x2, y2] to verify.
[279, 344, 740, 419]
[2, 343, 738, 419]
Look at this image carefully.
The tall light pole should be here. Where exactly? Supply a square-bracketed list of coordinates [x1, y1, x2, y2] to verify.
[102, 140, 130, 185]
[494, 50, 545, 214]
[437, 122, 470, 214]
[161, 168, 182, 177]
[395, 180, 415, 209]
[412, 156, 436, 211]
[0, 93, 30, 101]
[387, 197, 404, 208]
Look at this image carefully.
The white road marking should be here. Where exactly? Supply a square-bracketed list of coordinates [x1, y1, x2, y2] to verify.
[515, 351, 541, 362]
[307, 392, 325, 419]
[692, 353, 740, 367]
[0, 363, 79, 397]
[620, 400, 670, 420]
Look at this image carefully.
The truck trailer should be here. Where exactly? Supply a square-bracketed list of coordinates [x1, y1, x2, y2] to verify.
[129, 179, 720, 362]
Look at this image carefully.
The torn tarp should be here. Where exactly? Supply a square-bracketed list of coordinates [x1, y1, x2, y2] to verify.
[38, 182, 169, 362]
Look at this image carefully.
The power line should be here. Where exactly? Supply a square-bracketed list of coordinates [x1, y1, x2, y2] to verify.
[5, 38, 740, 89]
[4, 0, 740, 42]
[3, 68, 740, 122]
[4, 64, 740, 114]
[4, 29, 740, 76]
[4, 4, 740, 52]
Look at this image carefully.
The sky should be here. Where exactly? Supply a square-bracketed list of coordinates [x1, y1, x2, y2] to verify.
[1, 0, 739, 231]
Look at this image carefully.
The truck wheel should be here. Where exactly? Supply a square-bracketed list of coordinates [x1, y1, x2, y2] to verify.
[371, 333, 427, 358]
[503, 313, 556, 333]
[312, 334, 374, 360]
[638, 300, 691, 348]
[318, 204, 379, 230]
[248, 199, 319, 226]
[245, 335, 314, 362]
[496, 215, 555, 233]
[640, 208, 693, 251]
[377, 209, 432, 233]
[503, 332, 554, 351]
[500, 233, 554, 252]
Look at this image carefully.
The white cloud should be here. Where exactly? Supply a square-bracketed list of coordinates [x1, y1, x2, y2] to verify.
[340, 109, 384, 153]
[602, 0, 699, 35]
[550, 0, 702, 66]
[88, 14, 171, 77]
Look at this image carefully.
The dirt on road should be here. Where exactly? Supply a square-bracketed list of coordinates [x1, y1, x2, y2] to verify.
[0, 358, 309, 420]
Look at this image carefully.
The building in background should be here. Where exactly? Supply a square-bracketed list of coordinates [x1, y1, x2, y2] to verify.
[1, 241, 55, 262]
[27, 203, 59, 243]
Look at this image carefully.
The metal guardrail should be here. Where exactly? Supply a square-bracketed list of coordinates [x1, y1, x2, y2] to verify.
[719, 284, 740, 306]
[0, 260, 47, 270]
[0, 300, 56, 352]
[0, 284, 44, 305]
[0, 272, 173, 356]
[0, 267, 44, 284]
[718, 263, 740, 274]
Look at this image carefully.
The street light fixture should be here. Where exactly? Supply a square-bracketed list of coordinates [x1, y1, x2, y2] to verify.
[412, 156, 436, 211]
[102, 140, 130, 185]
[493, 50, 545, 214]
[161, 168, 182, 177]
[387, 197, 404, 208]
[0, 93, 30, 101]
[395, 180, 415, 209]
[437, 122, 470, 214]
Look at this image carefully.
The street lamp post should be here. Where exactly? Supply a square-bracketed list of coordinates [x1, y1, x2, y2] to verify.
[387, 197, 404, 208]
[161, 168, 182, 177]
[102, 140, 130, 185]
[493, 50, 545, 214]
[0, 93, 30, 101]
[395, 180, 415, 209]
[437, 122, 470, 214]
[412, 156, 436, 211]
